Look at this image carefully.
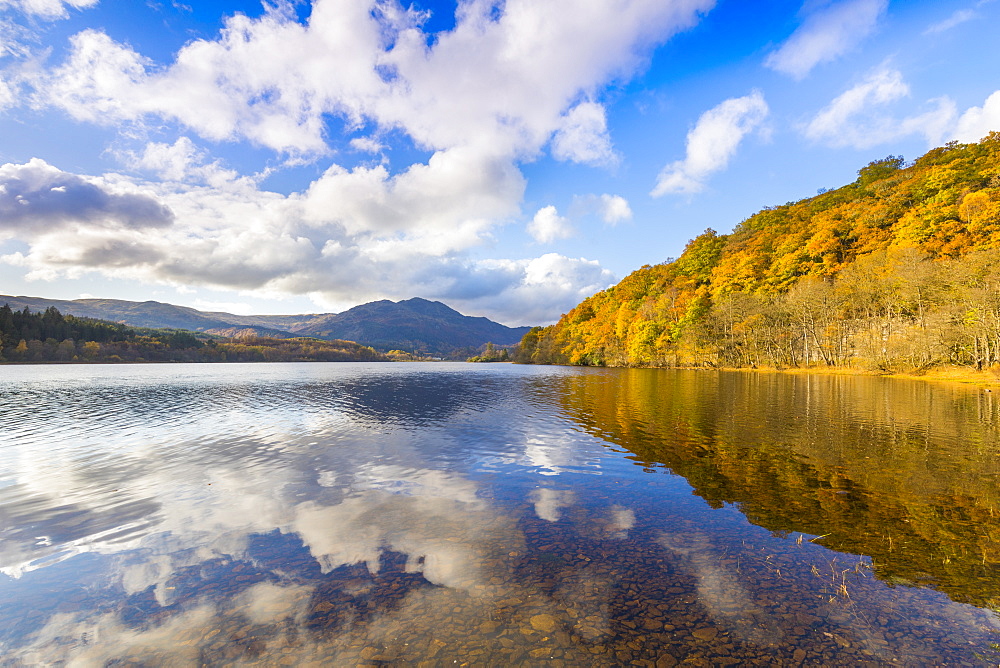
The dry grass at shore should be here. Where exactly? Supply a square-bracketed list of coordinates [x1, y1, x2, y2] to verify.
[729, 364, 1000, 389]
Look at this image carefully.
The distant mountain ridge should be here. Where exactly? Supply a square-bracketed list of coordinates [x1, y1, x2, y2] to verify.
[0, 294, 531, 356]
[290, 298, 530, 353]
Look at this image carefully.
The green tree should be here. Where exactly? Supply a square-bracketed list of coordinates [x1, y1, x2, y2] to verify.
[857, 155, 905, 189]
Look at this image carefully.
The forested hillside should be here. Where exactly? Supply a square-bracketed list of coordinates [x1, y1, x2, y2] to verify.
[518, 133, 1000, 372]
[0, 305, 387, 363]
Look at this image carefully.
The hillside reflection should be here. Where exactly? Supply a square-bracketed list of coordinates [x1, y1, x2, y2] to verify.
[555, 369, 1000, 609]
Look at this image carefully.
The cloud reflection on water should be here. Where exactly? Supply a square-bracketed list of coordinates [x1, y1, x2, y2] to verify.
[532, 488, 576, 522]
[0, 365, 644, 664]
[658, 528, 782, 646]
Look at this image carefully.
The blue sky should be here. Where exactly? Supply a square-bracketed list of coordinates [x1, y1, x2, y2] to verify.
[0, 0, 998, 325]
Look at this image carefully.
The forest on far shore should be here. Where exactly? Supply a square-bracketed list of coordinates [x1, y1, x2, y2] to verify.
[517, 134, 1000, 373]
[0, 304, 387, 363]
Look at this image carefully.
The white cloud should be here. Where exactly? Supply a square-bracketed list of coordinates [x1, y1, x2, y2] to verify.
[898, 101, 958, 145]
[0, 74, 13, 110]
[765, 0, 887, 79]
[123, 137, 252, 188]
[551, 101, 617, 165]
[39, 21, 375, 155]
[953, 90, 1000, 143]
[651, 90, 768, 196]
[528, 205, 573, 243]
[572, 193, 633, 224]
[127, 137, 205, 182]
[0, 0, 96, 20]
[804, 68, 957, 148]
[924, 8, 976, 34]
[808, 68, 908, 132]
[596, 194, 632, 224]
[35, 0, 716, 159]
[349, 136, 384, 153]
[469, 253, 616, 325]
[302, 144, 527, 240]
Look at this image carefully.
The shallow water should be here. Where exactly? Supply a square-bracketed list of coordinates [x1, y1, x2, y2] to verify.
[1, 363, 998, 666]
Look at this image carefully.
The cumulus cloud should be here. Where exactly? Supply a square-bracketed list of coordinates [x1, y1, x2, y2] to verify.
[34, 0, 715, 158]
[953, 90, 1000, 143]
[551, 101, 617, 165]
[128, 137, 206, 181]
[804, 68, 957, 148]
[467, 253, 616, 325]
[0, 0, 96, 20]
[528, 205, 573, 243]
[651, 90, 769, 196]
[122, 137, 249, 187]
[349, 136, 385, 153]
[0, 158, 174, 235]
[301, 144, 525, 239]
[571, 193, 633, 224]
[765, 0, 887, 79]
[595, 194, 632, 224]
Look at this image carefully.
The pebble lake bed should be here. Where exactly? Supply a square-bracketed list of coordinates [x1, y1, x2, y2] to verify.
[1, 362, 998, 665]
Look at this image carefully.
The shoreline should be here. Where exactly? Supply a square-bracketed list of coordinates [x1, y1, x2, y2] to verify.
[688, 364, 1000, 390]
[521, 361, 1000, 390]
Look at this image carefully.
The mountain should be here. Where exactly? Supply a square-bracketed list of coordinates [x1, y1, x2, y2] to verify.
[517, 133, 1000, 371]
[292, 298, 531, 353]
[0, 295, 240, 332]
[0, 295, 531, 357]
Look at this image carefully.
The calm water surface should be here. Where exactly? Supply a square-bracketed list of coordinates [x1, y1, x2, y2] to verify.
[1, 362, 999, 666]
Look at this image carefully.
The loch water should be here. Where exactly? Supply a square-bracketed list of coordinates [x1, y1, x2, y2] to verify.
[1, 362, 999, 666]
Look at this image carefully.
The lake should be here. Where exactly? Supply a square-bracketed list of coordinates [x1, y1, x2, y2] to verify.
[1, 362, 999, 666]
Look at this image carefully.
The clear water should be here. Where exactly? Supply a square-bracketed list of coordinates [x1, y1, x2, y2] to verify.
[1, 363, 998, 666]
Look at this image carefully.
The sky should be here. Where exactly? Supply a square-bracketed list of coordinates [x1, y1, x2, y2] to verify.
[0, 0, 998, 326]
